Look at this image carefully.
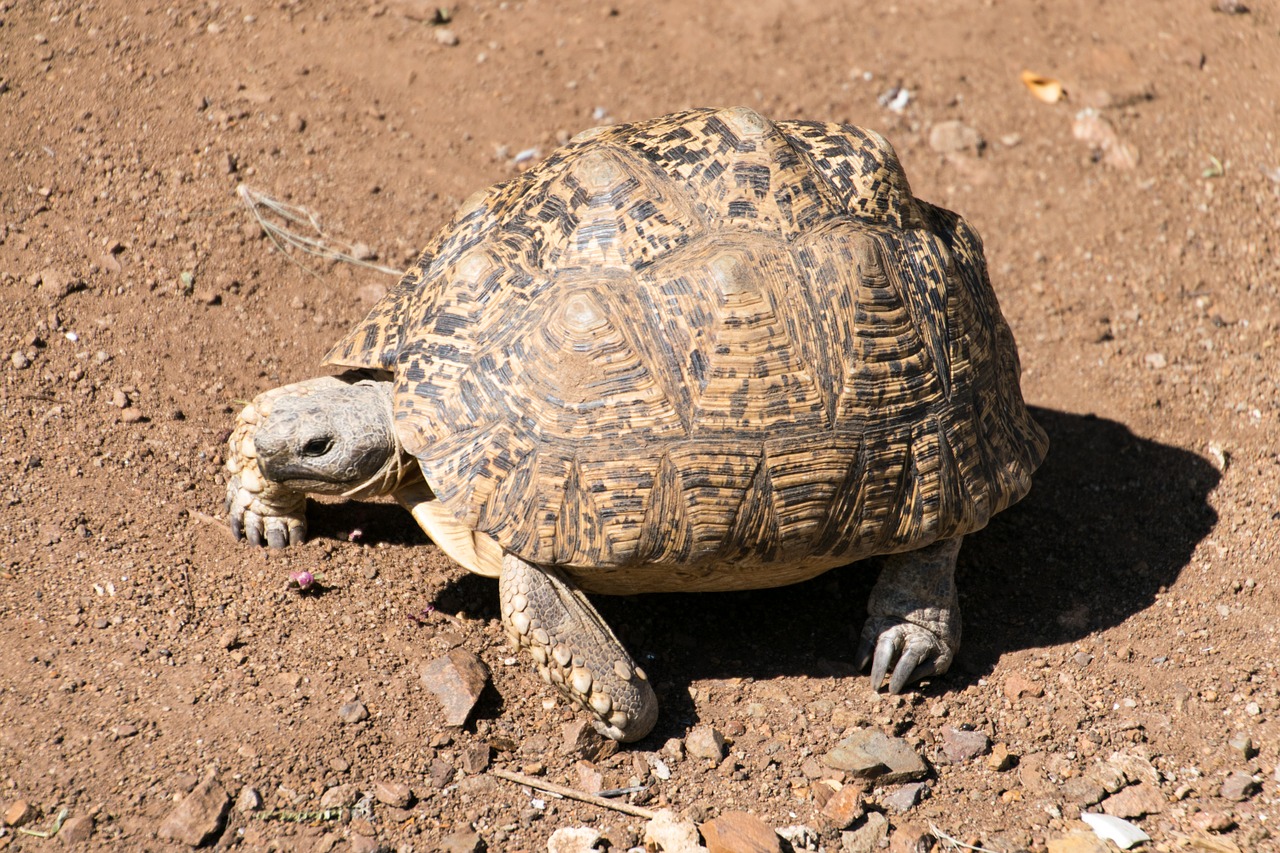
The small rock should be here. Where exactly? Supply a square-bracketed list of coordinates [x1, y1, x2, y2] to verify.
[1191, 810, 1236, 832]
[775, 825, 819, 850]
[1220, 771, 1259, 802]
[701, 811, 782, 853]
[1072, 109, 1139, 169]
[460, 742, 491, 774]
[686, 725, 727, 762]
[986, 743, 1015, 772]
[421, 649, 490, 727]
[883, 782, 927, 812]
[1062, 776, 1106, 806]
[1107, 752, 1160, 787]
[1212, 0, 1249, 13]
[235, 786, 263, 813]
[1003, 674, 1043, 700]
[941, 727, 991, 763]
[643, 809, 707, 852]
[548, 826, 606, 853]
[823, 730, 928, 783]
[1100, 781, 1165, 818]
[887, 823, 935, 853]
[338, 700, 370, 723]
[928, 120, 984, 154]
[575, 760, 604, 794]
[820, 784, 865, 830]
[10, 350, 31, 369]
[218, 628, 240, 650]
[3, 799, 37, 827]
[1227, 732, 1255, 760]
[563, 719, 617, 762]
[437, 831, 481, 853]
[59, 814, 94, 845]
[428, 758, 455, 788]
[158, 776, 230, 847]
[320, 784, 359, 809]
[350, 834, 386, 853]
[434, 28, 459, 46]
[841, 812, 888, 853]
[374, 781, 412, 808]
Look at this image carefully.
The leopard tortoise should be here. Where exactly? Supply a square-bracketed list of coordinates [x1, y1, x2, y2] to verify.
[223, 107, 1047, 742]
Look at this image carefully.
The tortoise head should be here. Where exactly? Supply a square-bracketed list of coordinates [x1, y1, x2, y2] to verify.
[254, 380, 399, 495]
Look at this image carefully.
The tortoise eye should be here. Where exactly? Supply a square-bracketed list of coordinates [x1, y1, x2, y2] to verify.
[301, 437, 333, 457]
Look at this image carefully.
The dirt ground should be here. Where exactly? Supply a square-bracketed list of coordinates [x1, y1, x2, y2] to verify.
[2, 0, 1278, 850]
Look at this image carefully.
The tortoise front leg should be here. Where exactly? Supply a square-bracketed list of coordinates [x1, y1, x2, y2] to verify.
[499, 554, 658, 742]
[856, 535, 963, 694]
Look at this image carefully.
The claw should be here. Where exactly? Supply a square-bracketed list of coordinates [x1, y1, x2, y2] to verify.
[266, 527, 287, 549]
[869, 631, 901, 691]
[289, 523, 304, 546]
[859, 617, 955, 694]
[230, 511, 244, 542]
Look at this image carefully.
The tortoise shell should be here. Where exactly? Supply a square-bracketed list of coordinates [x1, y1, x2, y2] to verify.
[326, 107, 1047, 593]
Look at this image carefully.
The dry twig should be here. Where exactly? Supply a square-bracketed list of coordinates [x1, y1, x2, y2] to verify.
[237, 184, 402, 278]
[491, 768, 658, 820]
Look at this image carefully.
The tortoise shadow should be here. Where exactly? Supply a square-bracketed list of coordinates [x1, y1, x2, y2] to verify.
[410, 408, 1219, 740]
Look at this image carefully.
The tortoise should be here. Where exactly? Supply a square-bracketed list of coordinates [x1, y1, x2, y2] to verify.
[223, 107, 1047, 742]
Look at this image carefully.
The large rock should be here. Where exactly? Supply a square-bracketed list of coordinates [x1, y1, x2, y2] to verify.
[822, 730, 928, 784]
[421, 649, 490, 727]
[644, 809, 707, 852]
[158, 776, 230, 847]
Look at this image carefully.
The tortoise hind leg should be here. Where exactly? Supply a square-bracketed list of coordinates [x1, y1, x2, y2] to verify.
[856, 536, 963, 694]
[499, 554, 658, 743]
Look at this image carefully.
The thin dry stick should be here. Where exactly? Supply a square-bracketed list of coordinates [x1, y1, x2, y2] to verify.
[928, 823, 1001, 853]
[237, 183, 403, 278]
[491, 769, 658, 821]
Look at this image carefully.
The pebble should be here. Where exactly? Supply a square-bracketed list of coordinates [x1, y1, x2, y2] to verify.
[1072, 109, 1139, 169]
[829, 730, 927, 784]
[434, 28, 459, 46]
[1100, 782, 1165, 818]
[374, 781, 412, 808]
[840, 811, 888, 853]
[338, 700, 370, 724]
[819, 783, 865, 829]
[1063, 776, 1106, 806]
[320, 784, 359, 809]
[548, 826, 606, 853]
[886, 823, 934, 853]
[941, 727, 991, 763]
[235, 786, 262, 813]
[685, 725, 726, 762]
[1108, 752, 1159, 787]
[350, 834, 386, 853]
[460, 742, 491, 774]
[1192, 810, 1236, 832]
[428, 758, 455, 788]
[421, 649, 490, 727]
[701, 811, 782, 853]
[1003, 674, 1043, 700]
[575, 760, 604, 793]
[986, 742, 1015, 771]
[10, 350, 31, 369]
[157, 776, 230, 846]
[563, 719, 617, 762]
[60, 814, 94, 844]
[883, 782, 927, 812]
[1144, 352, 1167, 370]
[1227, 732, 1255, 760]
[437, 830, 482, 852]
[928, 120, 984, 155]
[643, 809, 707, 852]
[3, 799, 36, 827]
[1220, 771, 1259, 802]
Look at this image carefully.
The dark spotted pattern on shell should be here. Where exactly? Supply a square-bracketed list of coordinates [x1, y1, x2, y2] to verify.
[327, 107, 1047, 591]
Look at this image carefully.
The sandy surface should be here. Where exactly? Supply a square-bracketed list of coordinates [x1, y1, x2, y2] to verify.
[1, 1, 1277, 850]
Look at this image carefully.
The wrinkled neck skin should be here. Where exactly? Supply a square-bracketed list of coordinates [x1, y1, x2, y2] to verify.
[255, 373, 420, 499]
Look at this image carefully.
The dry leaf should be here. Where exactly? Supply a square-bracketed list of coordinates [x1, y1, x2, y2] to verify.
[1021, 70, 1065, 103]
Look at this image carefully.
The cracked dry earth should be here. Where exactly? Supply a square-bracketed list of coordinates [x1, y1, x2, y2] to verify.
[1, 1, 1278, 851]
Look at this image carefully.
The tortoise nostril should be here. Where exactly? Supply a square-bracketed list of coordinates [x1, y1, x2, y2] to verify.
[301, 436, 333, 457]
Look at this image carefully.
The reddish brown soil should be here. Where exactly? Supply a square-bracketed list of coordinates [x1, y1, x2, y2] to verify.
[1, 1, 1277, 851]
